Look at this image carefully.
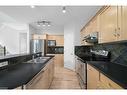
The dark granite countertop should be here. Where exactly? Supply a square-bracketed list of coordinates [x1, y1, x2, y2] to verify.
[0, 56, 53, 89]
[86, 61, 127, 89]
[0, 53, 30, 60]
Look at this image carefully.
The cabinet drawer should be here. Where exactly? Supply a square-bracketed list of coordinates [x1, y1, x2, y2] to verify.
[87, 64, 96, 72]
[100, 73, 122, 89]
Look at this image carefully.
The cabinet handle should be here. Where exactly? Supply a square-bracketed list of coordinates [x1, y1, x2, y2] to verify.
[108, 83, 112, 87]
[113, 29, 117, 37]
[117, 27, 120, 36]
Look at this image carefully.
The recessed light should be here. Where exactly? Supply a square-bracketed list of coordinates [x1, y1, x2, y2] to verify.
[62, 6, 66, 13]
[48, 24, 51, 26]
[42, 24, 46, 26]
[31, 5, 35, 8]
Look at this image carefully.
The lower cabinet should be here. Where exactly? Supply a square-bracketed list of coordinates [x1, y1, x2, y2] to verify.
[25, 58, 54, 89]
[54, 54, 64, 67]
[98, 73, 122, 89]
[87, 64, 123, 89]
[87, 64, 100, 89]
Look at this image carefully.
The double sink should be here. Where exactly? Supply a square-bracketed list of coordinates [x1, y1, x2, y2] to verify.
[25, 57, 50, 64]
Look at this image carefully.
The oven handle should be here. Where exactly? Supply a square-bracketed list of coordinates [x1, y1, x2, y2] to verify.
[77, 57, 85, 63]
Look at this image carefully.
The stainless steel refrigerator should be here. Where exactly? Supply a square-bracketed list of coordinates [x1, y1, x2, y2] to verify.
[30, 39, 45, 55]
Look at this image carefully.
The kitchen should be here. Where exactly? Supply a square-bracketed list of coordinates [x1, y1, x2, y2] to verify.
[0, 4, 127, 91]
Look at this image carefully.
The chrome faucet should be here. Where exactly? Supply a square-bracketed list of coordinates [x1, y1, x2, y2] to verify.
[32, 55, 34, 60]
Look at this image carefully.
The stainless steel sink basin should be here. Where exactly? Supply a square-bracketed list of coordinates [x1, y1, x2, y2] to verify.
[25, 57, 50, 64]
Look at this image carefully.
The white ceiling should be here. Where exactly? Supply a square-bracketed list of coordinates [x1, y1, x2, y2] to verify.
[0, 6, 101, 34]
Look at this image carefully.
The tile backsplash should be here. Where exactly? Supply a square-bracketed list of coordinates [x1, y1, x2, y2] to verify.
[92, 42, 127, 66]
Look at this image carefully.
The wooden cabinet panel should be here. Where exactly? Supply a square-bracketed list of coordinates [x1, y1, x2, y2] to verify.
[87, 64, 123, 89]
[99, 73, 122, 89]
[121, 6, 127, 41]
[47, 35, 64, 46]
[99, 6, 118, 43]
[25, 58, 54, 89]
[80, 29, 86, 45]
[32, 34, 47, 40]
[87, 64, 99, 89]
[54, 54, 64, 67]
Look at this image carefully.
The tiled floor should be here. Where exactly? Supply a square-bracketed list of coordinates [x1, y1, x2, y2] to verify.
[49, 64, 81, 89]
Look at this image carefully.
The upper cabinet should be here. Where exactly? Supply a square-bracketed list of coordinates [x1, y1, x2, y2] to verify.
[99, 6, 127, 43]
[47, 35, 64, 46]
[80, 6, 127, 45]
[80, 16, 99, 45]
[99, 6, 118, 43]
[121, 6, 127, 41]
[32, 34, 47, 40]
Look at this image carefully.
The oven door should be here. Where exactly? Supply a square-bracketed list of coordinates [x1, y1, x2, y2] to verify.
[76, 57, 86, 89]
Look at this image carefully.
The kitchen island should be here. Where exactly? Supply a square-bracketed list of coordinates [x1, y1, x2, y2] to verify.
[0, 54, 54, 89]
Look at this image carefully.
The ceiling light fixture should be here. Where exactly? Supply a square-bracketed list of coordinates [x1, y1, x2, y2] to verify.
[62, 6, 66, 13]
[47, 22, 51, 26]
[36, 21, 51, 27]
[31, 5, 35, 8]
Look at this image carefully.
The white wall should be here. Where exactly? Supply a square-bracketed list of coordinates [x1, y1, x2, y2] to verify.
[0, 23, 29, 54]
[74, 19, 88, 46]
[64, 21, 75, 71]
[64, 20, 86, 71]
[29, 24, 40, 40]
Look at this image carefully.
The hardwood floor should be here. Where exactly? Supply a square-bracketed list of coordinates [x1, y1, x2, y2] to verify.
[49, 62, 81, 89]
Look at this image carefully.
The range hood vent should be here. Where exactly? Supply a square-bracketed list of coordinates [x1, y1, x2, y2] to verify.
[83, 32, 98, 43]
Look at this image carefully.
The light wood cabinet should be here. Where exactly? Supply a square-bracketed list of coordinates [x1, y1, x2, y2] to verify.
[99, 73, 122, 89]
[87, 64, 123, 89]
[32, 34, 47, 40]
[80, 16, 99, 46]
[80, 6, 127, 44]
[121, 6, 127, 41]
[99, 6, 126, 43]
[25, 58, 54, 89]
[99, 6, 118, 43]
[87, 64, 100, 89]
[80, 28, 86, 45]
[54, 54, 64, 67]
[47, 35, 64, 46]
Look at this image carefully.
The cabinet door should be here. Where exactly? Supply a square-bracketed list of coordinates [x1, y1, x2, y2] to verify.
[80, 29, 86, 45]
[99, 6, 118, 43]
[25, 69, 48, 89]
[56, 36, 64, 46]
[121, 6, 127, 41]
[99, 73, 122, 89]
[87, 64, 99, 89]
[48, 59, 54, 87]
[54, 54, 64, 67]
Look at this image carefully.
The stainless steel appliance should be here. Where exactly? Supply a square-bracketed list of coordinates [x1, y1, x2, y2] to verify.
[75, 55, 86, 89]
[30, 39, 44, 55]
[83, 32, 98, 43]
[47, 40, 56, 46]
